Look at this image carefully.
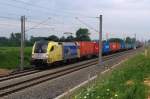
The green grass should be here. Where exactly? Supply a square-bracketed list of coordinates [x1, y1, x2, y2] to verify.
[74, 48, 150, 99]
[0, 47, 32, 69]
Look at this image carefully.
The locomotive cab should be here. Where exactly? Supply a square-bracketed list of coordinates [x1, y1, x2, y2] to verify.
[31, 41, 62, 66]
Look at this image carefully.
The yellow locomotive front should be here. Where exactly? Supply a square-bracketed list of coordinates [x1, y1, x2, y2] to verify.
[31, 40, 49, 65]
[31, 40, 63, 67]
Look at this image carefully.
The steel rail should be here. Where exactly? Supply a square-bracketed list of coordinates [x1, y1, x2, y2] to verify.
[0, 49, 141, 97]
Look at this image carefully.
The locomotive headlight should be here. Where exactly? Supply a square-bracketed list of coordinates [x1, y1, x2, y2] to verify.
[32, 54, 35, 58]
[31, 53, 48, 59]
[45, 54, 48, 58]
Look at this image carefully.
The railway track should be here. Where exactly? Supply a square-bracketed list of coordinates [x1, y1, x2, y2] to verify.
[0, 69, 41, 82]
[0, 49, 133, 82]
[0, 49, 141, 97]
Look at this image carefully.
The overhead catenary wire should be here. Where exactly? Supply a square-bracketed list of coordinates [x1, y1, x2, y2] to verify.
[27, 27, 54, 29]
[0, 15, 19, 20]
[0, 23, 20, 26]
[26, 17, 51, 32]
[9, 0, 96, 18]
[0, 1, 56, 18]
[0, 0, 98, 25]
[0, 1, 99, 38]
[26, 18, 77, 36]
[0, 15, 98, 39]
[6, 0, 70, 17]
[0, 1, 29, 11]
[0, 12, 23, 17]
[75, 17, 98, 33]
[27, 20, 53, 27]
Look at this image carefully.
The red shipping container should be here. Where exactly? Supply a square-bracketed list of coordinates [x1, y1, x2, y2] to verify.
[109, 42, 121, 52]
[93, 42, 99, 55]
[116, 42, 121, 50]
[78, 42, 96, 57]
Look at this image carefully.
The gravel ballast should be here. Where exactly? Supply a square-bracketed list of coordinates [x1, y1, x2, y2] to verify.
[1, 49, 141, 99]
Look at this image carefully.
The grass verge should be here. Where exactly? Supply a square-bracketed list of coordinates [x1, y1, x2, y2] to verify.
[0, 47, 32, 69]
[73, 48, 150, 99]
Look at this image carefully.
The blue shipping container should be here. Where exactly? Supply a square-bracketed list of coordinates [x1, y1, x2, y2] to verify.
[62, 42, 78, 60]
[120, 41, 126, 50]
[126, 43, 133, 49]
[102, 41, 110, 54]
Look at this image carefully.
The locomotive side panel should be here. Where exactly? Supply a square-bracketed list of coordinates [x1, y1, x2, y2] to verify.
[47, 42, 63, 64]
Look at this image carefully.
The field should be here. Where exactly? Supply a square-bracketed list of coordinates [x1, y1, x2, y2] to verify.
[74, 48, 150, 99]
[0, 47, 32, 69]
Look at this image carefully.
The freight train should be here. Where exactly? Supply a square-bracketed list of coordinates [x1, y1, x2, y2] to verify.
[31, 39, 142, 67]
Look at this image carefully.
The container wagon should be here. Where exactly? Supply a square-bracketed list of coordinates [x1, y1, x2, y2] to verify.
[62, 42, 79, 61]
[120, 41, 126, 50]
[78, 42, 97, 58]
[109, 42, 121, 52]
[102, 41, 110, 54]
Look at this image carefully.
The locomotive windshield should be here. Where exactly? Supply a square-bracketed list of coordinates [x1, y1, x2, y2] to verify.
[34, 41, 48, 53]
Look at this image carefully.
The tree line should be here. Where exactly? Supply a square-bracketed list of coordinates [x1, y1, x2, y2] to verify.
[0, 27, 141, 47]
[0, 28, 91, 47]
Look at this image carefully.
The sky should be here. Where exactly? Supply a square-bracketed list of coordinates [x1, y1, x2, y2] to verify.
[0, 0, 150, 41]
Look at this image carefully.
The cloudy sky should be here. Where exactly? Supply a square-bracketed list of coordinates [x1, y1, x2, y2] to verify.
[0, 0, 150, 40]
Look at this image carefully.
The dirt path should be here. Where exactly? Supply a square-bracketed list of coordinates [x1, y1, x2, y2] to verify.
[144, 79, 150, 99]
[0, 69, 11, 76]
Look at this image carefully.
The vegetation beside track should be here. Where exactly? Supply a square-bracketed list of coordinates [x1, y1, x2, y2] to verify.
[74, 48, 150, 99]
[0, 47, 32, 69]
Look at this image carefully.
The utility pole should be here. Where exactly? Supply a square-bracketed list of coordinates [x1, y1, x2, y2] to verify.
[123, 32, 126, 41]
[99, 15, 102, 65]
[20, 16, 25, 70]
[134, 34, 136, 49]
[106, 32, 109, 41]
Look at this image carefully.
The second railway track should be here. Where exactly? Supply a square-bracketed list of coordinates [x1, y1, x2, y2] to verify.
[0, 49, 133, 82]
[0, 69, 41, 82]
[0, 49, 141, 97]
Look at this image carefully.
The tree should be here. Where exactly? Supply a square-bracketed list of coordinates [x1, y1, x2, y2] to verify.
[30, 36, 47, 44]
[125, 37, 132, 43]
[132, 38, 136, 43]
[9, 32, 21, 46]
[76, 28, 91, 41]
[47, 35, 59, 41]
[10, 33, 21, 42]
[59, 36, 66, 42]
[66, 35, 75, 42]
[10, 32, 15, 40]
[0, 37, 9, 46]
[0, 37, 8, 42]
[108, 38, 123, 42]
[125, 37, 135, 44]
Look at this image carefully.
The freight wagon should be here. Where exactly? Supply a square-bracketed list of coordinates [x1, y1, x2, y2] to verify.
[120, 41, 126, 50]
[78, 42, 98, 58]
[62, 42, 79, 60]
[102, 41, 110, 54]
[125, 43, 134, 50]
[109, 42, 121, 52]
